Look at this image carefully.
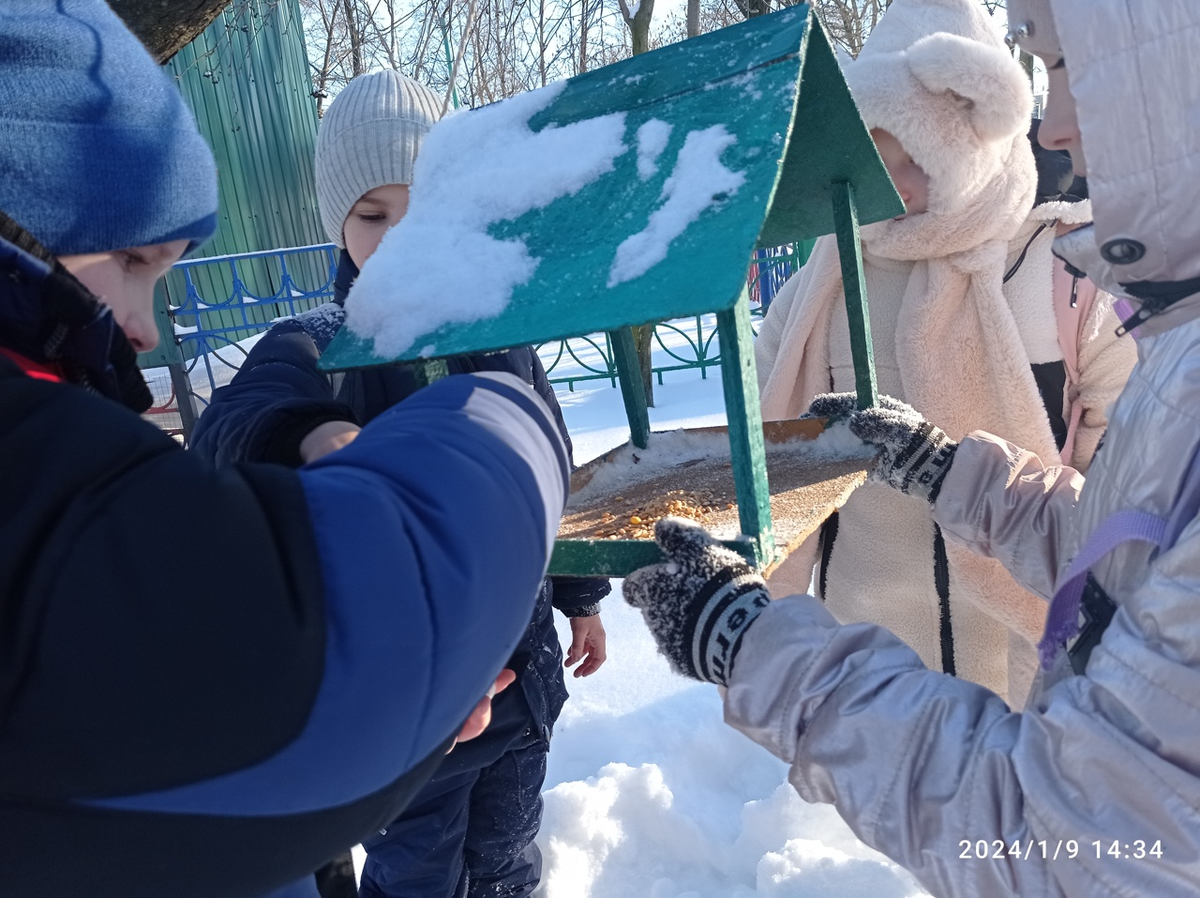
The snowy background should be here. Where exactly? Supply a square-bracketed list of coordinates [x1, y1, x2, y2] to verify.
[340, 326, 932, 897]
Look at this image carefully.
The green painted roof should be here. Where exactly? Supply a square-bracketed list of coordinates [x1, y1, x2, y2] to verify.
[321, 5, 901, 371]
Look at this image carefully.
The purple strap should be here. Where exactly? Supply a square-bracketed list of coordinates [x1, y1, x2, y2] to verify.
[1038, 510, 1165, 669]
[1038, 446, 1200, 669]
[1112, 298, 1143, 340]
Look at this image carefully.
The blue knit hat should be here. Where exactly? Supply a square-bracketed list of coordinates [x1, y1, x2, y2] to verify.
[0, 0, 218, 256]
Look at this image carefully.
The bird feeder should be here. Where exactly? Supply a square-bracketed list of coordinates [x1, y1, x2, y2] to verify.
[320, 3, 903, 576]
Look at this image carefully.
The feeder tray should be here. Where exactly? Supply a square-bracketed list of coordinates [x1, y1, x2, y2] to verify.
[554, 420, 871, 577]
[319, 3, 903, 576]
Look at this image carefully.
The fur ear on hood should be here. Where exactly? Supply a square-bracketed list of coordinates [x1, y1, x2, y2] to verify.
[906, 33, 1033, 144]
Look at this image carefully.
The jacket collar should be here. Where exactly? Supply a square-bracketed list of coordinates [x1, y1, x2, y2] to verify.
[0, 211, 151, 412]
[332, 249, 358, 305]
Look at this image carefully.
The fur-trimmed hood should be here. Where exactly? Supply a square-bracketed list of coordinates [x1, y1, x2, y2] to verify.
[844, 0, 1033, 216]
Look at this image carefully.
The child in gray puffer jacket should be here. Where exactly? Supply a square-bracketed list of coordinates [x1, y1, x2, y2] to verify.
[624, 0, 1200, 895]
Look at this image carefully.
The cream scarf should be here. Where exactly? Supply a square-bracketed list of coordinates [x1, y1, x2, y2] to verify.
[756, 151, 1054, 700]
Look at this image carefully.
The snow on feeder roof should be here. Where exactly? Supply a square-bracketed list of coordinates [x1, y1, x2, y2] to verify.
[320, 4, 903, 576]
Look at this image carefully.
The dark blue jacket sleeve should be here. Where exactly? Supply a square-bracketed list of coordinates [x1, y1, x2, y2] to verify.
[468, 347, 611, 615]
[191, 310, 356, 467]
[466, 345, 575, 466]
[0, 360, 567, 898]
[78, 372, 569, 819]
[550, 575, 611, 616]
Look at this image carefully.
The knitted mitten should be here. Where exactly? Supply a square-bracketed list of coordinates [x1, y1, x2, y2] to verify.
[623, 517, 770, 686]
[806, 393, 958, 503]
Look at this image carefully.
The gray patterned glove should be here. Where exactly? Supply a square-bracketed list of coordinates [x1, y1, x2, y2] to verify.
[805, 393, 958, 503]
[623, 517, 771, 686]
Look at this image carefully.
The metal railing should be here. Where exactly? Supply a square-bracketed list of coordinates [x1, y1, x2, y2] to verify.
[169, 242, 339, 384]
[533, 242, 812, 391]
[142, 240, 813, 440]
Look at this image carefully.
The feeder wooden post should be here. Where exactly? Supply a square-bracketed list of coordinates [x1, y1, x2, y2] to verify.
[609, 326, 651, 450]
[718, 292, 775, 567]
[831, 181, 878, 410]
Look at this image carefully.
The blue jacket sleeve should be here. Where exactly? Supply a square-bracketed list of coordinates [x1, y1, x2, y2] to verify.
[191, 310, 357, 467]
[470, 346, 612, 616]
[0, 363, 569, 897]
[550, 575, 611, 616]
[62, 371, 567, 818]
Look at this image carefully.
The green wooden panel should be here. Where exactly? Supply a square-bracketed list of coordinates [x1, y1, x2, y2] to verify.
[140, 0, 327, 366]
[756, 20, 899, 248]
[320, 4, 903, 371]
[547, 536, 756, 577]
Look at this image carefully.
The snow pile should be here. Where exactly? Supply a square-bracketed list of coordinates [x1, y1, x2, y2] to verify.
[567, 429, 734, 508]
[608, 124, 746, 288]
[808, 418, 877, 459]
[345, 85, 754, 356]
[345, 82, 628, 358]
[535, 596, 930, 898]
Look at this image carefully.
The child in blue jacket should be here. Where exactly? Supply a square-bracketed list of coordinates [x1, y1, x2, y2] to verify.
[191, 70, 610, 898]
[0, 5, 569, 897]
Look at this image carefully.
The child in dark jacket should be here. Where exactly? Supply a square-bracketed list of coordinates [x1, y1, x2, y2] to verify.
[0, 6, 570, 898]
[191, 70, 610, 898]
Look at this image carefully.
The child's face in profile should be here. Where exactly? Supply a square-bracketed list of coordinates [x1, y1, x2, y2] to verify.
[870, 129, 930, 218]
[1037, 59, 1085, 177]
[59, 239, 190, 353]
[343, 183, 411, 270]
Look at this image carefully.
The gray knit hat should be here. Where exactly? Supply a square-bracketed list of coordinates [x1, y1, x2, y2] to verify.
[315, 70, 444, 247]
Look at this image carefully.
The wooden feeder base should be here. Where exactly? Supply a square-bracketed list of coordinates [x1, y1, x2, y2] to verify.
[551, 420, 871, 576]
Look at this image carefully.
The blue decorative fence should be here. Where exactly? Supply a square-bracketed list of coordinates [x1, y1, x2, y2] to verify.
[141, 240, 814, 439]
[165, 243, 339, 385]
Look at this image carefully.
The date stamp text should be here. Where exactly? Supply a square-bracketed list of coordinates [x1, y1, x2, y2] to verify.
[958, 839, 1164, 861]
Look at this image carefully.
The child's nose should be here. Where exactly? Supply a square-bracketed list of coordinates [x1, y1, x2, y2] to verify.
[123, 305, 160, 353]
[1039, 105, 1080, 153]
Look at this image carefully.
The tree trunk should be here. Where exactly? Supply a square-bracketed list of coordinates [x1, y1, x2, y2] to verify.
[538, 0, 548, 87]
[686, 0, 700, 38]
[732, 0, 771, 20]
[628, 2, 654, 55]
[618, 0, 656, 58]
[109, 0, 233, 63]
[631, 323, 656, 407]
[343, 0, 365, 76]
[579, 0, 589, 72]
[617, 0, 658, 405]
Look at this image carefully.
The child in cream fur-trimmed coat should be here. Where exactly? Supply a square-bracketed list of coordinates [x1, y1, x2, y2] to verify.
[755, 0, 1135, 704]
